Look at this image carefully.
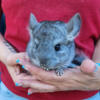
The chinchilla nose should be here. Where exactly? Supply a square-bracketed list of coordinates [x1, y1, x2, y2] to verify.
[40, 58, 48, 66]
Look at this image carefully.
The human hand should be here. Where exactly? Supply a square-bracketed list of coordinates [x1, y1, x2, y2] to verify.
[16, 58, 100, 95]
[0, 34, 29, 84]
[5, 52, 29, 84]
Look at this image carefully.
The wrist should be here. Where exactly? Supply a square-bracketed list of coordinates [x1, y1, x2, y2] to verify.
[0, 34, 16, 65]
[0, 46, 14, 65]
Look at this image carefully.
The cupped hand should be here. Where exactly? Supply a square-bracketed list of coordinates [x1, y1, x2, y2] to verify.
[16, 58, 100, 94]
[5, 52, 29, 84]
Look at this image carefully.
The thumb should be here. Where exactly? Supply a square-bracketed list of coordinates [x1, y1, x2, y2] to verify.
[80, 59, 96, 74]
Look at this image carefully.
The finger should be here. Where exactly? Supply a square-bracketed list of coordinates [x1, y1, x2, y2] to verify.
[14, 66, 20, 75]
[18, 79, 56, 91]
[80, 59, 96, 73]
[28, 87, 56, 94]
[24, 65, 59, 80]
[16, 73, 32, 81]
[16, 73, 30, 83]
[28, 88, 39, 94]
[18, 75, 36, 81]
[7, 52, 28, 66]
[15, 73, 31, 87]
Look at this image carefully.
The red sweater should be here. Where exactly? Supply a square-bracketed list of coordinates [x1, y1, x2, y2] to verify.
[0, 0, 100, 100]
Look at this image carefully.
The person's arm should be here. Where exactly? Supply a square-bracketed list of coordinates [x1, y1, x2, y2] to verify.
[0, 34, 16, 64]
[0, 34, 28, 83]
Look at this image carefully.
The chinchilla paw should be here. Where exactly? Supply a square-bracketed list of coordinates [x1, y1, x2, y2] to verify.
[55, 68, 64, 76]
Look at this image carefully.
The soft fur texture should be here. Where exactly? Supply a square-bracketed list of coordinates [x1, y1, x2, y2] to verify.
[27, 13, 85, 76]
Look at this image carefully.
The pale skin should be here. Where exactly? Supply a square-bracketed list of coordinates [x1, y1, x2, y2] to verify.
[0, 34, 100, 94]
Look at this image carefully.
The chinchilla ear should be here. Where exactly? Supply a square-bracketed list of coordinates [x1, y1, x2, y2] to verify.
[28, 13, 39, 39]
[66, 13, 81, 41]
[29, 13, 38, 29]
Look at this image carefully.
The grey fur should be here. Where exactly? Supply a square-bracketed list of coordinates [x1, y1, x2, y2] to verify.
[26, 13, 85, 76]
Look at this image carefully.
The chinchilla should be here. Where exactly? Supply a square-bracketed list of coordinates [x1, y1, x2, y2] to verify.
[26, 13, 86, 76]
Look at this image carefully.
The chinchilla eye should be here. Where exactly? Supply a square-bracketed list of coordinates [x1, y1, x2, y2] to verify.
[55, 44, 61, 51]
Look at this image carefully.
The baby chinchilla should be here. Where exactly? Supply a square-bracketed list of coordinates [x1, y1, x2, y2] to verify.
[26, 13, 86, 76]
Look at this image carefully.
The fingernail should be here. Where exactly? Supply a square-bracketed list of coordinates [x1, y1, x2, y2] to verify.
[28, 92, 32, 95]
[96, 63, 100, 66]
[15, 83, 19, 86]
[15, 82, 22, 86]
[94, 63, 100, 72]
[16, 59, 20, 63]
[21, 65, 25, 69]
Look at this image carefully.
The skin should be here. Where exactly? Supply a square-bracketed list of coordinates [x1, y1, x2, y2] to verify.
[0, 34, 100, 95]
[0, 34, 28, 83]
[17, 39, 100, 94]
[16, 59, 100, 94]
